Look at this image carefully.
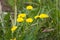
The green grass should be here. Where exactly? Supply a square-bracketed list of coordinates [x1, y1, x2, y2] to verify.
[0, 0, 60, 40]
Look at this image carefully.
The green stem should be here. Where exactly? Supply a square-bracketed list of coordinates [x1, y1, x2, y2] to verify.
[36, 19, 40, 32]
[14, 0, 17, 25]
[56, 0, 59, 40]
[11, 33, 13, 38]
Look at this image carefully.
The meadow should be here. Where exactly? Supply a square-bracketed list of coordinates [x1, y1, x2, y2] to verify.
[0, 0, 60, 40]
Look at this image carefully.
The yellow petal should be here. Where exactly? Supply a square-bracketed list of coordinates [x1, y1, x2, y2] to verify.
[26, 18, 33, 23]
[26, 5, 33, 10]
[17, 18, 24, 22]
[18, 13, 26, 18]
[39, 14, 49, 18]
[34, 15, 39, 19]
[11, 26, 17, 33]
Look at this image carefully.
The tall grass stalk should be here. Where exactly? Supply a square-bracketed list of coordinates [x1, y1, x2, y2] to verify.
[14, 0, 17, 25]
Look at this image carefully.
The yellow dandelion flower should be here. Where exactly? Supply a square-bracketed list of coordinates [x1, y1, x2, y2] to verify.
[10, 38, 16, 40]
[39, 13, 49, 18]
[26, 18, 33, 23]
[11, 26, 17, 33]
[18, 13, 26, 18]
[14, 38, 16, 40]
[34, 15, 39, 19]
[26, 5, 33, 10]
[17, 18, 24, 22]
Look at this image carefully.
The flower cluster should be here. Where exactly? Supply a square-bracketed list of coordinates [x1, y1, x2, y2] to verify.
[11, 5, 49, 34]
[17, 13, 33, 23]
[17, 13, 26, 22]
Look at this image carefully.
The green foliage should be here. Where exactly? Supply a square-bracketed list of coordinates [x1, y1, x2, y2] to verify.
[0, 0, 60, 40]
